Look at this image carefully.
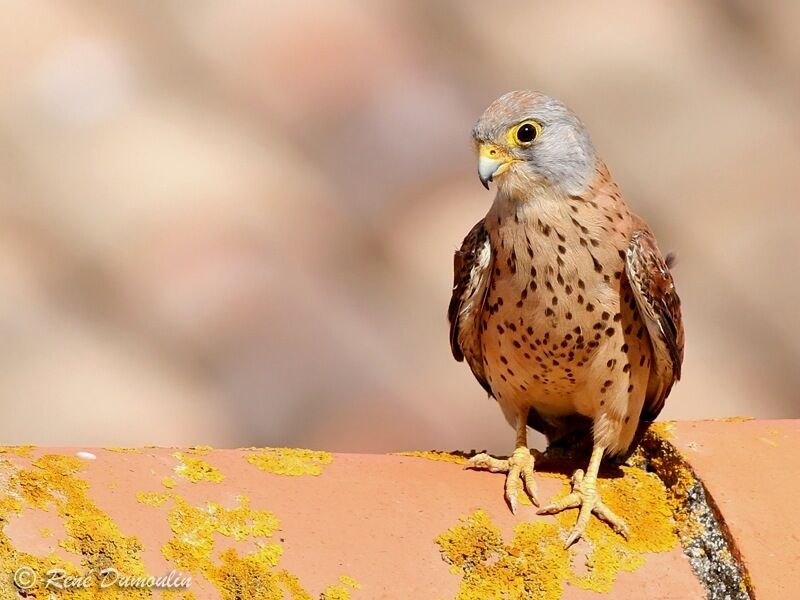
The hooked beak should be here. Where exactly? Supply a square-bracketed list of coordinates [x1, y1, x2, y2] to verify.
[477, 144, 514, 190]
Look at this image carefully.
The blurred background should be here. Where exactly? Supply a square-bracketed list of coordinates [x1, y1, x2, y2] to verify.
[0, 1, 798, 452]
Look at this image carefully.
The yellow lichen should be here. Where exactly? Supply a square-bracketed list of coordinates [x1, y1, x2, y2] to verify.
[1, 450, 356, 600]
[184, 446, 214, 456]
[162, 476, 177, 489]
[104, 447, 143, 453]
[564, 466, 677, 592]
[394, 450, 470, 465]
[321, 577, 361, 600]
[136, 491, 172, 507]
[0, 445, 36, 457]
[436, 509, 570, 600]
[634, 427, 700, 545]
[0, 454, 149, 599]
[338, 575, 361, 589]
[137, 491, 355, 599]
[437, 459, 679, 597]
[39, 528, 52, 538]
[173, 452, 225, 483]
[246, 448, 332, 476]
[648, 420, 675, 441]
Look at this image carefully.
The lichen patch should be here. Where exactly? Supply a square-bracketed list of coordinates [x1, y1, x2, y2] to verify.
[0, 454, 149, 599]
[137, 491, 357, 599]
[436, 509, 570, 600]
[173, 452, 225, 483]
[245, 448, 332, 476]
[394, 451, 470, 465]
[436, 434, 684, 598]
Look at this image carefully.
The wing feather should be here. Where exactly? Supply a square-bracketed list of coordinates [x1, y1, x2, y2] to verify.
[625, 228, 685, 420]
[448, 219, 493, 395]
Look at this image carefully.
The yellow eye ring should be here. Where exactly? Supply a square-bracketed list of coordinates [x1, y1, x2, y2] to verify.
[508, 120, 542, 146]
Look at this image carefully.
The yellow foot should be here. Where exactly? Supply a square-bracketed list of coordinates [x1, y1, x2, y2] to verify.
[466, 447, 539, 513]
[537, 468, 629, 548]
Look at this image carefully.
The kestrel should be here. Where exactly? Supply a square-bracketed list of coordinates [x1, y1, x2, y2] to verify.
[449, 91, 684, 546]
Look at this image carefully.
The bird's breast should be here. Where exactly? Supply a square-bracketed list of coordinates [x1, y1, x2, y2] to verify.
[479, 192, 630, 417]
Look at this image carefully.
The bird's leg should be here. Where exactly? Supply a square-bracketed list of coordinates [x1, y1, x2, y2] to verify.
[466, 408, 538, 513]
[537, 443, 629, 548]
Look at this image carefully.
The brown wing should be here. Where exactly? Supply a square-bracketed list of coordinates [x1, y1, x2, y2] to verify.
[625, 227, 685, 421]
[448, 219, 493, 395]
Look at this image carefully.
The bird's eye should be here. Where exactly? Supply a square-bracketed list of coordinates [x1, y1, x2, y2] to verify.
[512, 120, 541, 146]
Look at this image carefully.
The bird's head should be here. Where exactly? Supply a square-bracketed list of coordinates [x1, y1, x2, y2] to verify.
[472, 91, 596, 196]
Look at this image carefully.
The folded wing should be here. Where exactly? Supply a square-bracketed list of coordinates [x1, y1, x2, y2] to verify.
[625, 227, 685, 420]
[448, 219, 494, 395]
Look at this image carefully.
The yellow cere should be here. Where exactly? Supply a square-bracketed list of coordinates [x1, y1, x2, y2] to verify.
[173, 452, 225, 483]
[246, 447, 332, 476]
[135, 491, 359, 600]
[394, 451, 470, 465]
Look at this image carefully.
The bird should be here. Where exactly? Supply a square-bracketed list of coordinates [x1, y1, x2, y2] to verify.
[448, 91, 684, 547]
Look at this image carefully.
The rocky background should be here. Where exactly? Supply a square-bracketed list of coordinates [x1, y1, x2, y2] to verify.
[0, 1, 797, 452]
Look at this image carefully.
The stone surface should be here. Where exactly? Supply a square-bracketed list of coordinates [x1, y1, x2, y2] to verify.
[1, 420, 795, 599]
[0, 443, 705, 599]
[671, 419, 800, 600]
